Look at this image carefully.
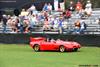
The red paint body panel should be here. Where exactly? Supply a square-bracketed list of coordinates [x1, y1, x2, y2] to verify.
[30, 37, 81, 51]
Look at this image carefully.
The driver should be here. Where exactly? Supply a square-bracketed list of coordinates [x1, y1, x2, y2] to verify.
[46, 38, 50, 42]
[50, 38, 55, 42]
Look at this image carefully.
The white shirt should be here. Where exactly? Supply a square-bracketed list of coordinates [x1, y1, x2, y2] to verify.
[48, 5, 52, 11]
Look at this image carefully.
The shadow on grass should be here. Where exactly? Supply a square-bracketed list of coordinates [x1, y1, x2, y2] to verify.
[32, 50, 82, 53]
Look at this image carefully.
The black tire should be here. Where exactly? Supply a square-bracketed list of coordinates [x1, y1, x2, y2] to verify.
[33, 44, 40, 52]
[59, 46, 65, 52]
[73, 48, 78, 52]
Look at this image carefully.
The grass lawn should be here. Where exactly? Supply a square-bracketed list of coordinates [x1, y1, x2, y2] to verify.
[0, 44, 100, 67]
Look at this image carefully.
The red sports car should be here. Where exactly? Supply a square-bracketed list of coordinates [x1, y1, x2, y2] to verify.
[30, 37, 81, 52]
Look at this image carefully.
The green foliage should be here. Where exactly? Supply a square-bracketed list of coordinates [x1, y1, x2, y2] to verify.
[0, 44, 100, 67]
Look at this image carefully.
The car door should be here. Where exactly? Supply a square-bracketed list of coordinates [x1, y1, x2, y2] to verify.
[41, 41, 56, 50]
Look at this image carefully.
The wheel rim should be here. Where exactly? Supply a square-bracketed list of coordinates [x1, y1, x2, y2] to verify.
[34, 45, 39, 51]
[60, 46, 65, 52]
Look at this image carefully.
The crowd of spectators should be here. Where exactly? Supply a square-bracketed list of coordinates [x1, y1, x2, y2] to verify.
[0, 0, 96, 34]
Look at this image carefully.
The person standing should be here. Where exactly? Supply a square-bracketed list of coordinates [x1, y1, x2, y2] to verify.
[2, 15, 7, 33]
[58, 17, 64, 34]
[54, 0, 59, 11]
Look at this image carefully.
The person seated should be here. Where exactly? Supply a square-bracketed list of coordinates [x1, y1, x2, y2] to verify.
[73, 20, 81, 34]
[65, 9, 71, 19]
[50, 38, 55, 43]
[76, 1, 82, 13]
[84, 0, 92, 17]
[46, 38, 50, 42]
[56, 39, 61, 41]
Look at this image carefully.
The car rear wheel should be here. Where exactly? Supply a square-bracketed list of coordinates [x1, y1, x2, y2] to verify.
[34, 44, 40, 52]
[59, 46, 65, 52]
[73, 48, 78, 52]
